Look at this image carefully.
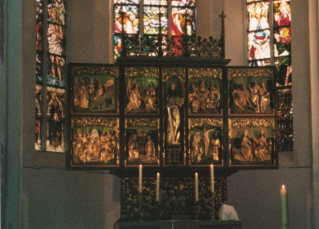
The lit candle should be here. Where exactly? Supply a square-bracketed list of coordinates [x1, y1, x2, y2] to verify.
[210, 164, 214, 193]
[195, 172, 198, 201]
[139, 164, 142, 193]
[280, 185, 288, 229]
[156, 172, 160, 201]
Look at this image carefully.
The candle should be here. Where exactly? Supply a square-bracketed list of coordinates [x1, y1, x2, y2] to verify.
[156, 172, 160, 201]
[139, 164, 142, 193]
[195, 172, 198, 201]
[210, 164, 214, 193]
[280, 185, 288, 229]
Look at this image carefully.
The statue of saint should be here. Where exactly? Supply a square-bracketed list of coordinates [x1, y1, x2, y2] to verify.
[166, 83, 184, 145]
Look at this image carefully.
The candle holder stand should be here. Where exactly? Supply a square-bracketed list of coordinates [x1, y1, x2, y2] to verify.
[138, 193, 144, 222]
[211, 191, 216, 220]
[195, 201, 199, 220]
[156, 200, 160, 221]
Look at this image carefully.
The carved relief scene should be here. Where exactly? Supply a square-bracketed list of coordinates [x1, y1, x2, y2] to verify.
[188, 68, 222, 115]
[71, 65, 119, 114]
[125, 67, 159, 114]
[229, 118, 275, 166]
[188, 118, 223, 166]
[125, 118, 160, 166]
[70, 117, 119, 167]
[228, 68, 274, 115]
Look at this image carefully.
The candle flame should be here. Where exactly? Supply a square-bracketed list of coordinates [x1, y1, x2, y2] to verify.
[282, 184, 285, 189]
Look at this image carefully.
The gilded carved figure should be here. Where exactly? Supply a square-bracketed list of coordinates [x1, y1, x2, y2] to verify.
[210, 132, 221, 161]
[166, 83, 184, 145]
[253, 129, 268, 161]
[232, 129, 253, 162]
[191, 132, 204, 162]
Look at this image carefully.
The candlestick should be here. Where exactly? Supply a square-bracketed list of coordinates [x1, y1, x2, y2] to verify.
[210, 164, 214, 193]
[139, 164, 142, 193]
[195, 172, 198, 201]
[280, 185, 288, 229]
[156, 172, 160, 201]
[210, 164, 215, 220]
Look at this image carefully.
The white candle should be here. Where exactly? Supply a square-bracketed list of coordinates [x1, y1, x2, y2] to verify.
[210, 164, 214, 193]
[280, 185, 288, 229]
[139, 164, 142, 193]
[195, 172, 198, 201]
[156, 172, 160, 201]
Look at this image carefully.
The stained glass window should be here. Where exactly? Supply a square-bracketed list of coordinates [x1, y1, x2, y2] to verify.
[47, 0, 66, 87]
[35, 0, 66, 152]
[273, 0, 291, 86]
[113, 0, 196, 58]
[36, 0, 44, 83]
[246, 0, 293, 151]
[114, 0, 140, 58]
[35, 0, 44, 150]
[247, 0, 271, 67]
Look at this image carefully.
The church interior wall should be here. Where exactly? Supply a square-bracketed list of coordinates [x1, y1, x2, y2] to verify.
[3, 0, 317, 228]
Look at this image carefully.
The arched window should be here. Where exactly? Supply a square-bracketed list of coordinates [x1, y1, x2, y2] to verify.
[35, 0, 67, 152]
[246, 0, 293, 151]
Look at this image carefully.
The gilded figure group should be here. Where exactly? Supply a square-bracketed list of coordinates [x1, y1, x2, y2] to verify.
[73, 76, 116, 112]
[73, 128, 117, 164]
[189, 80, 220, 114]
[232, 129, 272, 162]
[232, 80, 271, 114]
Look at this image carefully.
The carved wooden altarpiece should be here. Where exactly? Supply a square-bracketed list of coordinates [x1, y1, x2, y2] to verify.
[66, 59, 277, 221]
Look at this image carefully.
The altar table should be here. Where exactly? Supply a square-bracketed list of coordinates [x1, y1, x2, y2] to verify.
[114, 220, 242, 229]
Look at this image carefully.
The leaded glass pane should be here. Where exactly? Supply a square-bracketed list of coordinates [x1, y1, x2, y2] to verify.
[273, 0, 291, 57]
[46, 87, 65, 152]
[47, 0, 66, 87]
[171, 0, 196, 37]
[35, 84, 43, 119]
[273, 0, 291, 87]
[274, 57, 292, 86]
[114, 3, 139, 34]
[46, 121, 65, 152]
[35, 119, 42, 150]
[114, 0, 140, 3]
[276, 87, 293, 151]
[114, 1, 140, 58]
[247, 1, 270, 66]
[36, 0, 43, 83]
[35, 0, 67, 152]
[171, 0, 195, 7]
[143, 6, 168, 35]
[144, 0, 166, 5]
[35, 0, 44, 151]
[35, 84, 43, 150]
[46, 87, 65, 123]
